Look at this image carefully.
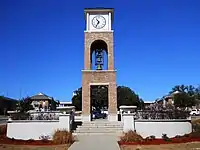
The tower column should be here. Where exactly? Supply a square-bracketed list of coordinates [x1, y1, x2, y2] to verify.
[108, 80, 118, 121]
[82, 8, 117, 122]
[82, 76, 91, 122]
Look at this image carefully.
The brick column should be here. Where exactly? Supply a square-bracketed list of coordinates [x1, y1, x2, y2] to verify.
[108, 83, 118, 121]
[107, 32, 114, 70]
[82, 82, 91, 121]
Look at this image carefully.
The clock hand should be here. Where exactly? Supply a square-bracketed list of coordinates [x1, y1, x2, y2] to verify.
[96, 18, 100, 27]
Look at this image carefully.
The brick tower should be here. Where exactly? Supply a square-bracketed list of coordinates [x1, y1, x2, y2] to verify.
[82, 8, 117, 122]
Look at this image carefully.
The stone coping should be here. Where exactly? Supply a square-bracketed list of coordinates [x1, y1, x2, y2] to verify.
[122, 113, 136, 116]
[29, 111, 61, 113]
[84, 30, 114, 33]
[84, 8, 114, 13]
[82, 70, 117, 72]
[7, 120, 59, 123]
[59, 114, 71, 116]
[119, 105, 137, 109]
[135, 119, 191, 122]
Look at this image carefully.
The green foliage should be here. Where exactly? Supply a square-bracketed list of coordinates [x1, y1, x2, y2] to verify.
[91, 86, 108, 110]
[71, 86, 144, 111]
[162, 134, 171, 142]
[145, 135, 156, 141]
[170, 84, 200, 108]
[72, 88, 82, 111]
[0, 96, 18, 115]
[173, 92, 195, 108]
[17, 97, 33, 113]
[192, 119, 200, 132]
[50, 98, 58, 110]
[117, 86, 144, 109]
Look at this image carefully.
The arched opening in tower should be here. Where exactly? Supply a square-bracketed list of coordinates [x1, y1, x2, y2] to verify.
[90, 85, 108, 120]
[90, 40, 108, 70]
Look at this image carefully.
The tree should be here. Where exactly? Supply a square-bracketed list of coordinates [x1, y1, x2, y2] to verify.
[17, 97, 33, 113]
[91, 86, 108, 110]
[71, 86, 144, 111]
[170, 84, 188, 94]
[0, 96, 18, 115]
[194, 85, 200, 99]
[117, 86, 143, 109]
[50, 98, 58, 110]
[169, 84, 197, 108]
[72, 88, 82, 111]
[173, 92, 195, 108]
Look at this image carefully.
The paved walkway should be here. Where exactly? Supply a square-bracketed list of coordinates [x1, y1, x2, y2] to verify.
[69, 135, 120, 150]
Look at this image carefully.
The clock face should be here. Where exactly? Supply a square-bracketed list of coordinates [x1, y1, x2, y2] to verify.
[92, 15, 106, 29]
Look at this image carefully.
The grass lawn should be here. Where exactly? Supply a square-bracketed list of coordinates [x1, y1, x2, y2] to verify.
[120, 142, 200, 150]
[0, 144, 70, 150]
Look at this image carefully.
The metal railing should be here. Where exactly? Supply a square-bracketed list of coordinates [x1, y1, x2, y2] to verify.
[9, 111, 61, 120]
[136, 110, 190, 120]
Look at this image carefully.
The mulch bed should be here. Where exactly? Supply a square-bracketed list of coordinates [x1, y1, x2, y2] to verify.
[0, 135, 60, 146]
[118, 137, 200, 145]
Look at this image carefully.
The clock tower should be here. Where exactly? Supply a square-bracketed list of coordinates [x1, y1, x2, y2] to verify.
[82, 8, 117, 122]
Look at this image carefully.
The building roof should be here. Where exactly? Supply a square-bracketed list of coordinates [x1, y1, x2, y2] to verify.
[84, 8, 114, 12]
[59, 101, 72, 104]
[30, 92, 52, 100]
[0, 96, 17, 101]
[84, 8, 114, 22]
[144, 101, 154, 104]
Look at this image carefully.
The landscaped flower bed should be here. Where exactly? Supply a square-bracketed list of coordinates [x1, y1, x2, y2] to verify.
[0, 137, 58, 145]
[118, 130, 200, 146]
[0, 125, 74, 146]
[118, 137, 200, 145]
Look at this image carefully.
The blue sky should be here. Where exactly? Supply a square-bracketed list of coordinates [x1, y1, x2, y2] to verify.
[1, 0, 200, 101]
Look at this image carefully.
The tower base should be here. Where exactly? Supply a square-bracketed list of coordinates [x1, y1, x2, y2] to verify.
[108, 113, 118, 121]
[82, 114, 91, 122]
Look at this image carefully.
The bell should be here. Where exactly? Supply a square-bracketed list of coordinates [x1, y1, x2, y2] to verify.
[97, 57, 102, 62]
[97, 64, 102, 70]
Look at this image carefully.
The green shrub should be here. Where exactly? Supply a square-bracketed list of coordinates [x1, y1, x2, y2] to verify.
[145, 135, 156, 141]
[162, 133, 171, 142]
[192, 122, 200, 132]
[174, 135, 182, 138]
[189, 131, 200, 138]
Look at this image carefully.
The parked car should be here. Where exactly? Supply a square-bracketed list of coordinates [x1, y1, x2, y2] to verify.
[190, 109, 200, 116]
[92, 111, 107, 119]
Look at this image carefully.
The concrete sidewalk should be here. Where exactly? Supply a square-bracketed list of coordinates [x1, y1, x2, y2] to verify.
[69, 135, 120, 150]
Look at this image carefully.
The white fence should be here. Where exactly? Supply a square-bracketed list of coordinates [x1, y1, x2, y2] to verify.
[123, 114, 192, 138]
[7, 114, 73, 140]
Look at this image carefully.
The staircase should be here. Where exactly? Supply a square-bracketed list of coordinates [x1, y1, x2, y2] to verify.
[73, 120, 123, 135]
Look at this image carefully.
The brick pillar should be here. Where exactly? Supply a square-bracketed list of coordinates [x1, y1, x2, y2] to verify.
[82, 82, 91, 121]
[108, 83, 118, 121]
[107, 33, 114, 70]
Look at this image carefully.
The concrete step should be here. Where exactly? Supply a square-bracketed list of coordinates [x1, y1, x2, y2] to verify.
[79, 126, 122, 128]
[76, 127, 123, 130]
[82, 121, 122, 125]
[74, 121, 123, 135]
[74, 130, 123, 133]
[77, 125, 123, 128]
[76, 128, 122, 131]
[81, 124, 123, 127]
[72, 132, 123, 137]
